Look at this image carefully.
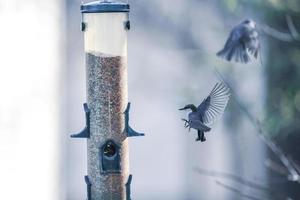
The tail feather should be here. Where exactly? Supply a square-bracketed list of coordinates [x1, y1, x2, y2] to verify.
[216, 49, 227, 58]
[228, 46, 238, 61]
[217, 45, 251, 63]
[217, 46, 234, 61]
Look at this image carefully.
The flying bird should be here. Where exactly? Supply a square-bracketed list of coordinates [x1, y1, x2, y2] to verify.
[179, 82, 230, 142]
[217, 19, 260, 63]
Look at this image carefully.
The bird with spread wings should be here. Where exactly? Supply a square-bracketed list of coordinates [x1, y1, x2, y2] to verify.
[179, 82, 230, 142]
[217, 19, 260, 64]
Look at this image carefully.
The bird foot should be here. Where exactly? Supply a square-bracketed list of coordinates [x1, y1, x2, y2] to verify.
[196, 136, 206, 142]
[181, 118, 190, 128]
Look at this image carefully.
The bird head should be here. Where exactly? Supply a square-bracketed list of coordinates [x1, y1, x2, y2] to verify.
[179, 104, 197, 112]
[242, 18, 256, 28]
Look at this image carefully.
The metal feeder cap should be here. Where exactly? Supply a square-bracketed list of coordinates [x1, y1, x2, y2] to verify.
[81, 0, 130, 13]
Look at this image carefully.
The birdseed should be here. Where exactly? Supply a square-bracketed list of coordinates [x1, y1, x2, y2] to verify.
[86, 51, 129, 200]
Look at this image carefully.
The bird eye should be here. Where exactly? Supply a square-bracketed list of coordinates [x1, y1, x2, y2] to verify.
[244, 19, 250, 24]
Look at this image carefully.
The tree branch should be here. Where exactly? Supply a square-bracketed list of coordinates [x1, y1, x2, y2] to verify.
[264, 158, 289, 176]
[260, 24, 295, 42]
[214, 68, 300, 184]
[194, 167, 271, 192]
[215, 180, 266, 200]
[194, 167, 288, 199]
[285, 14, 300, 41]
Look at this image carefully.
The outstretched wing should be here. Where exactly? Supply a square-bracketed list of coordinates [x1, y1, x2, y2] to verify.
[217, 25, 252, 63]
[197, 82, 230, 125]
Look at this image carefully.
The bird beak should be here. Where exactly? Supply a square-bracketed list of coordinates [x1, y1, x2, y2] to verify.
[179, 107, 186, 111]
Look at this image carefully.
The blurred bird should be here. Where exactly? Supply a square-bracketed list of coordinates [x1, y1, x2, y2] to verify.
[179, 82, 230, 142]
[217, 19, 260, 63]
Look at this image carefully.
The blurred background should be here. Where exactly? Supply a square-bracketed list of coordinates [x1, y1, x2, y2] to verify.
[0, 0, 300, 199]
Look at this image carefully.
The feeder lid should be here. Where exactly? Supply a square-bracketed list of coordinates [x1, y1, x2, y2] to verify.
[81, 0, 130, 13]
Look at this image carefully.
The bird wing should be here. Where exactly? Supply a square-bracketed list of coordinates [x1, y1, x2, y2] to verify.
[217, 25, 251, 63]
[197, 82, 230, 125]
[225, 27, 243, 49]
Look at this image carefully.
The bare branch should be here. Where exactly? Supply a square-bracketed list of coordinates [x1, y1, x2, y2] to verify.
[260, 24, 294, 42]
[194, 167, 288, 198]
[285, 14, 300, 40]
[256, 123, 300, 182]
[286, 155, 300, 177]
[265, 158, 289, 176]
[194, 167, 271, 191]
[214, 68, 300, 184]
[215, 180, 266, 200]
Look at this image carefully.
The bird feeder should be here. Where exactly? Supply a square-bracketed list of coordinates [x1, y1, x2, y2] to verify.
[71, 1, 144, 199]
